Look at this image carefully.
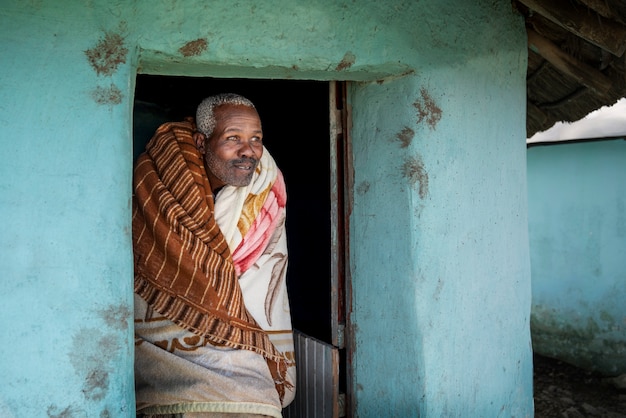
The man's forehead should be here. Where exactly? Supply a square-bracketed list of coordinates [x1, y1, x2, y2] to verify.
[215, 105, 261, 124]
[215, 103, 256, 115]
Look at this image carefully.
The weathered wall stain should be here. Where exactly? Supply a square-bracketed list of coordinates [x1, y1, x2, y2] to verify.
[84, 369, 109, 401]
[47, 404, 83, 418]
[413, 88, 442, 130]
[402, 154, 429, 199]
[432, 277, 444, 300]
[395, 126, 415, 148]
[91, 84, 123, 105]
[179, 38, 208, 57]
[531, 304, 626, 374]
[335, 51, 356, 71]
[84, 32, 128, 76]
[356, 181, 370, 195]
[69, 328, 121, 402]
[99, 304, 132, 331]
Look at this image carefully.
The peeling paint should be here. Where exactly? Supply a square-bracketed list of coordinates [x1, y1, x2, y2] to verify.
[335, 51, 356, 71]
[84, 32, 128, 76]
[402, 155, 429, 199]
[413, 88, 442, 130]
[179, 38, 208, 57]
[91, 84, 123, 105]
[395, 126, 415, 148]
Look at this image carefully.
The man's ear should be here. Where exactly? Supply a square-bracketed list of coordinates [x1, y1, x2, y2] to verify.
[193, 132, 206, 154]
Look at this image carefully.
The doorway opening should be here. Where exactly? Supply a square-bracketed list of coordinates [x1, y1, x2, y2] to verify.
[133, 75, 349, 416]
[134, 75, 332, 340]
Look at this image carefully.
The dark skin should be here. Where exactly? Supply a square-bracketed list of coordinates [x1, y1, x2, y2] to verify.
[194, 104, 264, 194]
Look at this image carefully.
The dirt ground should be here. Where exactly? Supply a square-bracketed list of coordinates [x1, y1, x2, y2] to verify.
[534, 353, 626, 417]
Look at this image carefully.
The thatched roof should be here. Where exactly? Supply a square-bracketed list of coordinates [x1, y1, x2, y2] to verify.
[513, 0, 626, 138]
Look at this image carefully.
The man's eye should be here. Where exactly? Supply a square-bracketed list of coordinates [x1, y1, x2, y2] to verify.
[251, 136, 262, 143]
[227, 136, 239, 142]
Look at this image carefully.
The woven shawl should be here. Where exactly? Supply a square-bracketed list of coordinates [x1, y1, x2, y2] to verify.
[132, 119, 290, 396]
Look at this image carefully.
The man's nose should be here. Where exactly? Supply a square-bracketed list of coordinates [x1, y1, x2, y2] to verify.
[238, 140, 258, 158]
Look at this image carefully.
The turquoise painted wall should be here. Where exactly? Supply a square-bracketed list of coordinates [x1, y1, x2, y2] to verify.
[0, 0, 532, 416]
[349, 67, 532, 415]
[528, 139, 626, 376]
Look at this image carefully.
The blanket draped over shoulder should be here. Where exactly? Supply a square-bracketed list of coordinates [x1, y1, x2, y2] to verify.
[132, 119, 292, 401]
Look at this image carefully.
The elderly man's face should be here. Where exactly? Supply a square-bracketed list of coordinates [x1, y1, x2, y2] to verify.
[198, 104, 264, 190]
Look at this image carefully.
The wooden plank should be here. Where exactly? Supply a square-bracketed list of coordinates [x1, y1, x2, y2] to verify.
[527, 28, 613, 94]
[576, 0, 613, 20]
[329, 82, 343, 350]
[519, 0, 626, 56]
[329, 81, 349, 350]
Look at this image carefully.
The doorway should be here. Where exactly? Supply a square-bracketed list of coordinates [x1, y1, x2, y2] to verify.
[133, 76, 349, 416]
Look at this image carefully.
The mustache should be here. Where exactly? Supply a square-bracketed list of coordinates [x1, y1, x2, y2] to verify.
[232, 157, 257, 165]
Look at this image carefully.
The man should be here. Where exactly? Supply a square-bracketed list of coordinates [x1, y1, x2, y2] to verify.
[132, 93, 296, 418]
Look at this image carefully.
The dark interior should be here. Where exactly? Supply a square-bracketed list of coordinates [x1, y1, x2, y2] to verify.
[133, 75, 333, 342]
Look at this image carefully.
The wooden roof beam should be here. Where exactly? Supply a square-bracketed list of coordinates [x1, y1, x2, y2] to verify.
[527, 102, 548, 126]
[518, 0, 626, 56]
[527, 28, 613, 94]
[576, 0, 613, 20]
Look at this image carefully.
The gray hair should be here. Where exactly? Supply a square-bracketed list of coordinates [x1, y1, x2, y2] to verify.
[196, 93, 256, 137]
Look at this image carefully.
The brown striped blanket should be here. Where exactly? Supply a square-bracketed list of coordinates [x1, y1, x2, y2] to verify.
[132, 119, 294, 411]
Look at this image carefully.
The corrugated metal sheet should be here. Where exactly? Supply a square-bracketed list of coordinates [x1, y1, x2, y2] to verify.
[283, 329, 341, 418]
